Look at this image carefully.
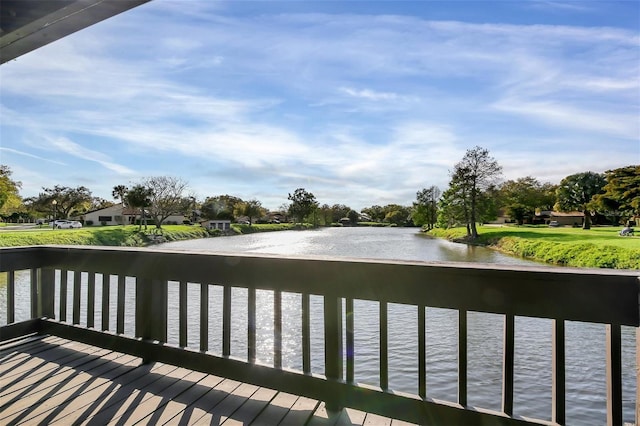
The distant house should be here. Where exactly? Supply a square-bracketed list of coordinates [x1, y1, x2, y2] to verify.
[83, 203, 132, 226]
[83, 203, 187, 226]
[536, 211, 584, 226]
[487, 209, 511, 225]
[201, 220, 231, 231]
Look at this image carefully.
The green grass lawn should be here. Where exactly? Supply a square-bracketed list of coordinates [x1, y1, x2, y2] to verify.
[0, 225, 209, 247]
[479, 225, 637, 248]
[428, 225, 640, 269]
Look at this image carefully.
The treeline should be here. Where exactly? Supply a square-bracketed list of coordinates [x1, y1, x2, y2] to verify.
[412, 147, 639, 238]
[1, 153, 638, 236]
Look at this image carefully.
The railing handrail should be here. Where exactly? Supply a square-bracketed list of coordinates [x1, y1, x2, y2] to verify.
[1, 245, 638, 326]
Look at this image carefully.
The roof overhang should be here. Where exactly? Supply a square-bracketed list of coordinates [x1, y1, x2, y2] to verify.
[1, 0, 151, 65]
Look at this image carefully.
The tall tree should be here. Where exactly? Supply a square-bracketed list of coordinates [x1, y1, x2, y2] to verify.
[438, 175, 470, 231]
[89, 197, 114, 211]
[288, 188, 318, 224]
[318, 204, 332, 225]
[499, 177, 556, 225]
[361, 205, 385, 222]
[449, 146, 502, 238]
[142, 176, 189, 229]
[0, 165, 22, 217]
[125, 184, 153, 230]
[112, 185, 128, 204]
[591, 165, 640, 224]
[27, 185, 92, 219]
[201, 195, 243, 220]
[555, 171, 606, 230]
[330, 204, 352, 223]
[112, 184, 131, 225]
[413, 186, 440, 230]
[234, 199, 265, 225]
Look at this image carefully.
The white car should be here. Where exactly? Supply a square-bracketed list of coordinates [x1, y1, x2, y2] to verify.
[50, 220, 82, 229]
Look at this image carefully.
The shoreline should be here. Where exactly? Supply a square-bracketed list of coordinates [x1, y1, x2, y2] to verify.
[1, 223, 637, 269]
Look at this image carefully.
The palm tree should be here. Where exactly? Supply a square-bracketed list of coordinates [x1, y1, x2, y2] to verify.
[125, 185, 152, 230]
[112, 185, 128, 225]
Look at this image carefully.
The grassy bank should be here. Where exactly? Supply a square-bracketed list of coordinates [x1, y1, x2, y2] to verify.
[426, 225, 640, 269]
[0, 225, 210, 247]
[0, 223, 310, 247]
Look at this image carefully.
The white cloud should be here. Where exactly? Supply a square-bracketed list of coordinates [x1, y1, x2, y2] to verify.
[340, 87, 400, 101]
[0, 147, 65, 166]
[48, 137, 135, 175]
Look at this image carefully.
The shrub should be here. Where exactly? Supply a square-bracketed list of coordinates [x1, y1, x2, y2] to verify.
[86, 220, 94, 226]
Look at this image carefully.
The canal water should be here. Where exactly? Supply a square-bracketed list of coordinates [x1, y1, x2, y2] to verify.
[1, 227, 636, 423]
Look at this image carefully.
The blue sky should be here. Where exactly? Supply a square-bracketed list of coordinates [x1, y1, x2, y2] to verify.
[1, 0, 638, 211]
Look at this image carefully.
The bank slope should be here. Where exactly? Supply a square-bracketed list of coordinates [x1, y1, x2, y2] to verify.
[427, 226, 640, 270]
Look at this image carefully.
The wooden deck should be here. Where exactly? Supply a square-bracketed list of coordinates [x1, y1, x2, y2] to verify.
[0, 336, 415, 426]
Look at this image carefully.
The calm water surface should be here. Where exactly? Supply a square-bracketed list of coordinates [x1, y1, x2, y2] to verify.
[1, 227, 636, 423]
[151, 227, 636, 424]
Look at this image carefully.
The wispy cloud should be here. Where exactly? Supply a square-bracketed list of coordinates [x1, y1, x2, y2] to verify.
[1, 2, 638, 208]
[0, 147, 66, 166]
[47, 137, 135, 175]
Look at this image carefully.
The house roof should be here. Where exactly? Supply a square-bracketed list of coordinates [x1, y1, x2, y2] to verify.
[550, 211, 584, 217]
[537, 210, 584, 217]
[83, 203, 123, 216]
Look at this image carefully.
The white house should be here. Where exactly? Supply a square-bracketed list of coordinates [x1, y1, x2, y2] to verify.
[83, 203, 187, 226]
[83, 203, 132, 226]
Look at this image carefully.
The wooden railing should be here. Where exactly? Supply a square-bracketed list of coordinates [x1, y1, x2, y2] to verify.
[1, 245, 638, 425]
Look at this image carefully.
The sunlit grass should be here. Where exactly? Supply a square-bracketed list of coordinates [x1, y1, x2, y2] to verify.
[428, 225, 640, 269]
[0, 225, 209, 247]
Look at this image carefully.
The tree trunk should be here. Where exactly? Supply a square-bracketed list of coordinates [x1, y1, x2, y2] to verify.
[583, 209, 591, 230]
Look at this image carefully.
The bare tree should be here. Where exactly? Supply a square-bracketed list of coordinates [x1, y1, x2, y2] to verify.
[142, 176, 189, 229]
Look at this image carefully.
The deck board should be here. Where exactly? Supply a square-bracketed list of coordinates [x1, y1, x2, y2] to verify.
[0, 336, 416, 426]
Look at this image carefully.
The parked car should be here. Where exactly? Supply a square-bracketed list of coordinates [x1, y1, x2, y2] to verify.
[50, 220, 82, 229]
[548, 220, 559, 227]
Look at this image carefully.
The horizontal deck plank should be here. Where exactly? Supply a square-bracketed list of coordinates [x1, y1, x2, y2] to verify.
[0, 336, 414, 426]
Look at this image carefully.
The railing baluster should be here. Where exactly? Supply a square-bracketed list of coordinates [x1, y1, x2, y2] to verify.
[72, 271, 81, 324]
[200, 282, 208, 352]
[553, 319, 566, 425]
[116, 275, 125, 334]
[459, 309, 468, 407]
[223, 285, 231, 357]
[302, 293, 311, 374]
[101, 275, 109, 331]
[87, 272, 95, 328]
[502, 313, 515, 416]
[7, 270, 15, 324]
[606, 323, 622, 426]
[380, 301, 388, 390]
[60, 270, 68, 322]
[418, 304, 426, 399]
[179, 281, 187, 347]
[324, 295, 343, 411]
[346, 297, 355, 383]
[248, 287, 256, 362]
[30, 268, 37, 319]
[135, 277, 167, 343]
[37, 268, 55, 318]
[274, 290, 282, 368]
